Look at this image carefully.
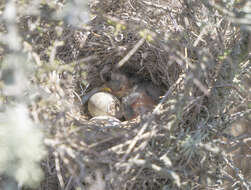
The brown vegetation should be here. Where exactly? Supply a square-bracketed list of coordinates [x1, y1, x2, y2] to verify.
[0, 0, 250, 190]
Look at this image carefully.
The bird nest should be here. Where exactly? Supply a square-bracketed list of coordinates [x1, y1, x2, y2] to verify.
[14, 0, 251, 190]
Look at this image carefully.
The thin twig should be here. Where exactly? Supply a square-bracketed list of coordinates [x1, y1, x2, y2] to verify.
[116, 37, 146, 69]
[54, 151, 65, 189]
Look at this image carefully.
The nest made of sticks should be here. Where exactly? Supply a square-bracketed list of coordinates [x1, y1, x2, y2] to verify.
[12, 0, 251, 190]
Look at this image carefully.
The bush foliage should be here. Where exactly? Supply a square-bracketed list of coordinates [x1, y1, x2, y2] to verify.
[0, 0, 250, 189]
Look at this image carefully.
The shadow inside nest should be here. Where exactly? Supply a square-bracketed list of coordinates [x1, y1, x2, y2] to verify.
[78, 64, 167, 124]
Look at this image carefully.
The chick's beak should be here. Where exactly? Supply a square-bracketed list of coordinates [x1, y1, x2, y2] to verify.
[101, 86, 112, 93]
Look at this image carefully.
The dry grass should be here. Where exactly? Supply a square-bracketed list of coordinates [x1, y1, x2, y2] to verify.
[0, 0, 250, 190]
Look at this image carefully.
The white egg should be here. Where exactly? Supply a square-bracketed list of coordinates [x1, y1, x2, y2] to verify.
[88, 92, 121, 118]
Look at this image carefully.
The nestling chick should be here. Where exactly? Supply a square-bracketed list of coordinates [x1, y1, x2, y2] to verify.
[103, 72, 163, 120]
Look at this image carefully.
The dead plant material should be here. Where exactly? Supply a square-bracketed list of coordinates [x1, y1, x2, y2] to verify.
[4, 0, 250, 189]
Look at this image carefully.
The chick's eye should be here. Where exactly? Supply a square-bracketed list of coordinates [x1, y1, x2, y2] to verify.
[103, 73, 111, 81]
